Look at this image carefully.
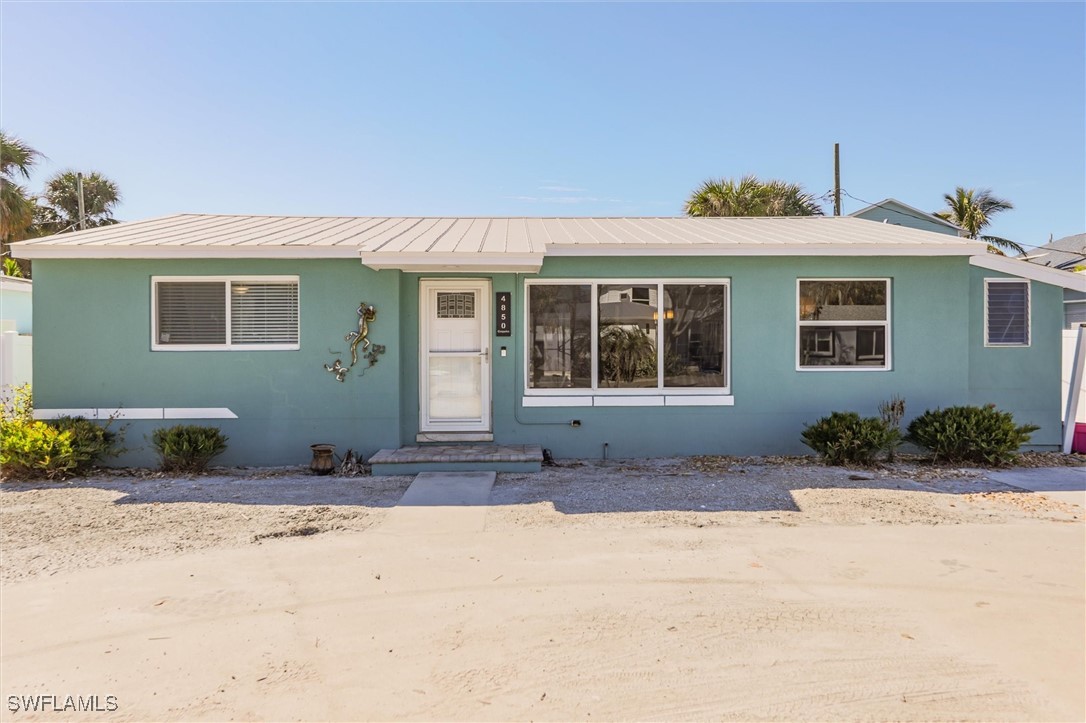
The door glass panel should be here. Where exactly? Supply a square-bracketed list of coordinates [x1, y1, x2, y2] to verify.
[429, 357, 482, 420]
[436, 292, 476, 319]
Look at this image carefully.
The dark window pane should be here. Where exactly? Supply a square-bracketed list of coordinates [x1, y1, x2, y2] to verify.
[528, 285, 591, 389]
[599, 284, 657, 388]
[987, 282, 1029, 344]
[799, 326, 886, 367]
[663, 285, 726, 388]
[800, 280, 887, 321]
[157, 282, 226, 345]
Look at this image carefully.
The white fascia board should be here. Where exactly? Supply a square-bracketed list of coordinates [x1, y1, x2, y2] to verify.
[361, 252, 544, 272]
[970, 254, 1086, 291]
[546, 243, 979, 257]
[11, 245, 366, 260]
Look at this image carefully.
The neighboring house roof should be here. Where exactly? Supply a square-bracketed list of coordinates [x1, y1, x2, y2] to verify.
[1021, 232, 1086, 271]
[849, 198, 965, 236]
[0, 275, 33, 293]
[12, 214, 984, 272]
[970, 253, 1085, 291]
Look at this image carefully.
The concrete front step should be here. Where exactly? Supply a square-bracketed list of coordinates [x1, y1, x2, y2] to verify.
[368, 444, 543, 476]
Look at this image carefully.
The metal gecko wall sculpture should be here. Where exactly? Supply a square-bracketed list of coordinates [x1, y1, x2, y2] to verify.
[324, 302, 387, 382]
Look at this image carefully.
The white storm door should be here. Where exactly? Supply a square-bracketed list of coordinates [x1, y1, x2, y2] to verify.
[420, 280, 491, 432]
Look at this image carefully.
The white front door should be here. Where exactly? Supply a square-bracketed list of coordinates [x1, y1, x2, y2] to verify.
[420, 279, 491, 432]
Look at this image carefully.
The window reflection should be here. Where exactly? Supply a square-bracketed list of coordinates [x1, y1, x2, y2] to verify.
[663, 285, 726, 387]
[528, 285, 591, 388]
[598, 285, 658, 387]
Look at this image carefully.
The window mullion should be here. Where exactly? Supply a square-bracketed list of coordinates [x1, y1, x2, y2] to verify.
[657, 282, 664, 389]
[224, 280, 233, 349]
[590, 283, 599, 391]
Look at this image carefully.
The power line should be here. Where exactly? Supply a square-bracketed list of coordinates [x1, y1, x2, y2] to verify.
[837, 190, 1047, 253]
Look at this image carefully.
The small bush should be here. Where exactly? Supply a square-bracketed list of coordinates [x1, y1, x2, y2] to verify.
[906, 404, 1040, 467]
[48, 416, 123, 474]
[1, 384, 77, 480]
[1, 419, 77, 479]
[802, 411, 900, 466]
[151, 425, 228, 473]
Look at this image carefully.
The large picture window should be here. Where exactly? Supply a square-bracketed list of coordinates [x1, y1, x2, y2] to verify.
[527, 280, 729, 393]
[798, 279, 890, 370]
[152, 276, 299, 351]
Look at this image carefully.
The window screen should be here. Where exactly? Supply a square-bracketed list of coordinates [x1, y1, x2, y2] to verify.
[986, 281, 1029, 345]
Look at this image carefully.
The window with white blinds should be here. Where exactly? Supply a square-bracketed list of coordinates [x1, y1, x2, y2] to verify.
[153, 277, 299, 350]
[984, 279, 1030, 346]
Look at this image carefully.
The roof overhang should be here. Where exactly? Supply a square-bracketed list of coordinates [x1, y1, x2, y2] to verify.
[970, 253, 1086, 290]
[360, 252, 544, 273]
[547, 243, 980, 257]
[11, 245, 366, 260]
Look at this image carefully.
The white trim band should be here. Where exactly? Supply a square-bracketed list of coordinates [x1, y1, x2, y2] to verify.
[34, 407, 238, 420]
[522, 395, 734, 408]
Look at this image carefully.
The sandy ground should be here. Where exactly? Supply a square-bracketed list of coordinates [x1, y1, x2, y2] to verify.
[1, 458, 1084, 721]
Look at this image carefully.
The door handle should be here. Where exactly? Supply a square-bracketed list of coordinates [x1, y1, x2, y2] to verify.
[481, 348, 490, 362]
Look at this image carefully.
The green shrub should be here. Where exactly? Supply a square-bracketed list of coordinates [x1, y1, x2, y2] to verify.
[151, 425, 228, 473]
[906, 404, 1040, 466]
[48, 416, 123, 474]
[802, 411, 900, 466]
[1, 384, 78, 480]
[1, 419, 77, 479]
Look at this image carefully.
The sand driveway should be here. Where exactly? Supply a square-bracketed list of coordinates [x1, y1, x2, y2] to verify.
[2, 461, 1084, 721]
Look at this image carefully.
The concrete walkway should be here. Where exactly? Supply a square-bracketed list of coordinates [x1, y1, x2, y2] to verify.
[376, 471, 496, 534]
[987, 466, 1086, 509]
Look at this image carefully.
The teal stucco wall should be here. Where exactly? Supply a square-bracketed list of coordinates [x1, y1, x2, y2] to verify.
[30, 254, 1064, 465]
[399, 256, 982, 458]
[32, 259, 403, 466]
[968, 266, 1063, 448]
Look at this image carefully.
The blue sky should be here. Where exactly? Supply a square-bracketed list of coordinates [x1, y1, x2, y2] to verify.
[2, 2, 1083, 250]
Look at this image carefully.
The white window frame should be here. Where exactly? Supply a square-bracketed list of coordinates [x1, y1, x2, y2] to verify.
[796, 277, 892, 372]
[523, 278, 732, 403]
[984, 278, 1031, 347]
[151, 275, 300, 351]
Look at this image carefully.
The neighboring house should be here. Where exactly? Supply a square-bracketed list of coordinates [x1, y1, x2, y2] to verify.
[1021, 233, 1086, 427]
[849, 198, 966, 237]
[0, 274, 33, 397]
[10, 214, 1079, 468]
[1022, 232, 1086, 329]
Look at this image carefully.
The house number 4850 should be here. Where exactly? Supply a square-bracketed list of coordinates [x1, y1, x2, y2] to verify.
[496, 292, 512, 337]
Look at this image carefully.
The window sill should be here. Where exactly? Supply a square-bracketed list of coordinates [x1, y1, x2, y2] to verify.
[150, 344, 300, 352]
[522, 395, 734, 408]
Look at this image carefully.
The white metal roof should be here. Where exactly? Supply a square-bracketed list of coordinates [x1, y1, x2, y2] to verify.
[11, 213, 985, 271]
[970, 253, 1086, 291]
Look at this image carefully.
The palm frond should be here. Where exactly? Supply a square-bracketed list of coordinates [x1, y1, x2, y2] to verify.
[980, 235, 1027, 256]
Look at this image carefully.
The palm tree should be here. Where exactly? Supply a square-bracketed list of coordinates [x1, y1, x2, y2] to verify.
[684, 175, 824, 217]
[0, 131, 41, 243]
[36, 170, 121, 234]
[933, 187, 1023, 256]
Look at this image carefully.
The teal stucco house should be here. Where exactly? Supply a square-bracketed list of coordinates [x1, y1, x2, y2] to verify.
[12, 215, 1081, 469]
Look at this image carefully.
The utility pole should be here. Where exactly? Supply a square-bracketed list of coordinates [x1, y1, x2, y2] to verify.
[76, 172, 87, 231]
[833, 143, 841, 217]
